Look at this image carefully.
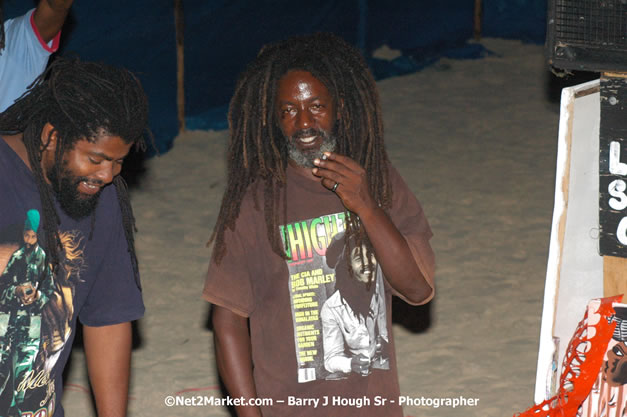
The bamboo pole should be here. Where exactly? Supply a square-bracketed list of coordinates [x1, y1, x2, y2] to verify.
[174, 0, 185, 133]
[474, 0, 482, 41]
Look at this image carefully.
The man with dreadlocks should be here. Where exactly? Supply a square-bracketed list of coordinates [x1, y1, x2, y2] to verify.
[0, 57, 148, 417]
[320, 231, 389, 377]
[0, 209, 56, 413]
[204, 33, 435, 417]
[0, 0, 74, 112]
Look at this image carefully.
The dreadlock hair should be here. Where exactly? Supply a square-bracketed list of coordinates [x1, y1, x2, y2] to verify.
[0, 57, 150, 289]
[210, 32, 392, 285]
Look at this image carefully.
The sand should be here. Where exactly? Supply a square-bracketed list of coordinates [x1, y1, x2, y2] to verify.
[62, 38, 567, 416]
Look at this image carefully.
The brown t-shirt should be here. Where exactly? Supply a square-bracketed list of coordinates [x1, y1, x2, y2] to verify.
[204, 164, 434, 417]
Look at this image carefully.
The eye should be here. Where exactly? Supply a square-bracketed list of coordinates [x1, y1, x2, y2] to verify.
[89, 157, 103, 165]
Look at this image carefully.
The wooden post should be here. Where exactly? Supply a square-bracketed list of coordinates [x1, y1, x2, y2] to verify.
[600, 71, 627, 297]
[174, 0, 185, 133]
[474, 0, 482, 41]
[604, 256, 627, 297]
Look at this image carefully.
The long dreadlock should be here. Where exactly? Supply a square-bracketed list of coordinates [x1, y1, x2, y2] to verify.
[0, 57, 150, 289]
[211, 33, 392, 285]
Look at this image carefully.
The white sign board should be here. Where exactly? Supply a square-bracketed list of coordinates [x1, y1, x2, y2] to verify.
[534, 79, 604, 403]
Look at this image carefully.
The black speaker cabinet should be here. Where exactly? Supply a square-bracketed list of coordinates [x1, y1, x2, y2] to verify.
[546, 0, 627, 72]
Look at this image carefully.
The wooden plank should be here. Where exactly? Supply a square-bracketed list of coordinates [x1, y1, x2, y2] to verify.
[603, 72, 627, 79]
[174, 0, 185, 133]
[603, 255, 627, 297]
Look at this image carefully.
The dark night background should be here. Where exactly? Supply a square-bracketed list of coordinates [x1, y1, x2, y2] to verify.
[4, 0, 547, 153]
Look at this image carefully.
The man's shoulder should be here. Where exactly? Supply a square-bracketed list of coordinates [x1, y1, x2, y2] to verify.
[322, 291, 343, 309]
[3, 9, 35, 34]
[84, 184, 125, 237]
[99, 183, 121, 203]
[0, 137, 21, 172]
[235, 180, 266, 217]
[10, 247, 25, 259]
[384, 163, 403, 185]
[385, 163, 418, 199]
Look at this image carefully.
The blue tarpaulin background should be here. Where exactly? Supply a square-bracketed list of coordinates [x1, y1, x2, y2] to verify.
[4, 1, 547, 153]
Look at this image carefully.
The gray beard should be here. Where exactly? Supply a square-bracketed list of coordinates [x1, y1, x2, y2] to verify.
[287, 132, 337, 168]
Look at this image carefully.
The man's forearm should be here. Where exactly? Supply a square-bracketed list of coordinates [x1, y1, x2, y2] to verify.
[83, 321, 132, 417]
[310, 152, 434, 304]
[212, 305, 262, 417]
[359, 206, 434, 304]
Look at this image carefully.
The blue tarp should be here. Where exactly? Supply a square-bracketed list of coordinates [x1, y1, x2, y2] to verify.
[3, 1, 546, 154]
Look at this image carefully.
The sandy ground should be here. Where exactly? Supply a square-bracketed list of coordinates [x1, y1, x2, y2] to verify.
[61, 38, 574, 416]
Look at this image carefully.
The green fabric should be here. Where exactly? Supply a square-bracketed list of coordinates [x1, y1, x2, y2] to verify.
[23, 209, 39, 233]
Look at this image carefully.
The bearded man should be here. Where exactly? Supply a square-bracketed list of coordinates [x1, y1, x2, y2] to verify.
[204, 33, 435, 417]
[0, 57, 149, 417]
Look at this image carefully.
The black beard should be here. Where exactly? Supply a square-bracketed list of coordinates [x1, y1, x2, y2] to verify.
[47, 164, 102, 220]
[287, 128, 337, 168]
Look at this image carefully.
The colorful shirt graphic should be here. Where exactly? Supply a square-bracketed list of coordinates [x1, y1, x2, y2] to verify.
[281, 212, 389, 383]
[0, 137, 144, 417]
[579, 304, 627, 417]
[204, 164, 433, 417]
[0, 210, 81, 416]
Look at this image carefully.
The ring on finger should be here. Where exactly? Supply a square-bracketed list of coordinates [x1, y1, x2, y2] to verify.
[332, 182, 339, 192]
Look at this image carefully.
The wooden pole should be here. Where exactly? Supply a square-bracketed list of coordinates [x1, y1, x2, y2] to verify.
[604, 256, 627, 297]
[474, 0, 482, 41]
[174, 0, 185, 133]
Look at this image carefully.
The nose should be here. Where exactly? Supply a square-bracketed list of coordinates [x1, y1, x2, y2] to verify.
[95, 162, 117, 184]
[296, 108, 313, 129]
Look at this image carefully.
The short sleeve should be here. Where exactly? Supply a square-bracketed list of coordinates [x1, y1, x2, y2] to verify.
[203, 198, 258, 318]
[387, 166, 436, 305]
[0, 9, 60, 112]
[78, 197, 144, 327]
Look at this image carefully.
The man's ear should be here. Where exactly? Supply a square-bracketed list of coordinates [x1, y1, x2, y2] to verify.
[41, 122, 58, 151]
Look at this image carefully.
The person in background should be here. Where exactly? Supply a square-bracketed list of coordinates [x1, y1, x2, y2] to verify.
[0, 57, 149, 417]
[204, 33, 435, 417]
[0, 0, 74, 112]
